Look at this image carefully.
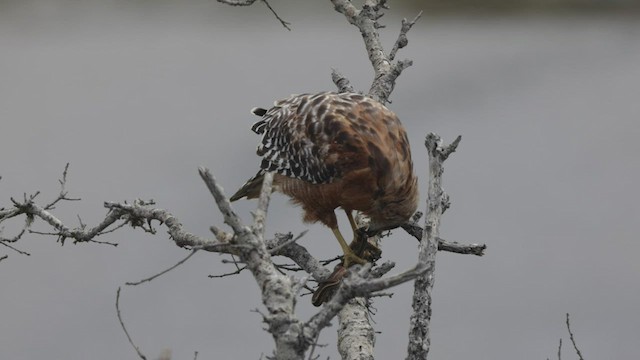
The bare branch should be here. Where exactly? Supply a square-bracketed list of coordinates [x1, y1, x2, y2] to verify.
[217, 0, 290, 30]
[43, 163, 81, 210]
[558, 338, 562, 360]
[406, 133, 462, 360]
[331, 0, 421, 103]
[267, 233, 332, 282]
[306, 330, 325, 360]
[331, 68, 355, 93]
[566, 313, 585, 360]
[337, 297, 375, 360]
[0, 206, 22, 222]
[209, 264, 247, 278]
[437, 238, 486, 256]
[104, 200, 224, 250]
[261, 0, 291, 31]
[0, 239, 31, 256]
[217, 0, 256, 5]
[1, 167, 239, 258]
[198, 167, 247, 235]
[1, 217, 29, 244]
[389, 11, 423, 61]
[401, 215, 486, 256]
[116, 287, 147, 360]
[305, 262, 426, 342]
[268, 230, 308, 255]
[199, 167, 314, 359]
[126, 249, 199, 286]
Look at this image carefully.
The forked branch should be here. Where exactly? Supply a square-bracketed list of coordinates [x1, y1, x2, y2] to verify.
[331, 0, 421, 103]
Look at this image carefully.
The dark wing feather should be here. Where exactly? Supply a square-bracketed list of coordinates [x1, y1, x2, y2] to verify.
[252, 92, 345, 184]
[231, 91, 389, 201]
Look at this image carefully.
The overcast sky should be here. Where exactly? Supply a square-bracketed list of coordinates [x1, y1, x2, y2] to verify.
[1, 1, 639, 359]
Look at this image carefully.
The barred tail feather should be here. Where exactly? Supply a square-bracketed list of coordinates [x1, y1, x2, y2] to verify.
[229, 171, 265, 201]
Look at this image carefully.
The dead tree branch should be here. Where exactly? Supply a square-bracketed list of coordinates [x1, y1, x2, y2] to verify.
[126, 249, 199, 286]
[116, 287, 147, 360]
[325, 2, 425, 357]
[401, 212, 486, 256]
[216, 0, 290, 30]
[558, 338, 562, 360]
[337, 298, 375, 360]
[389, 11, 423, 61]
[566, 313, 585, 360]
[331, 0, 419, 103]
[406, 133, 462, 360]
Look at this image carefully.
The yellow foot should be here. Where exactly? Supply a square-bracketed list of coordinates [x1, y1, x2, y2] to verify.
[332, 226, 368, 268]
[342, 249, 367, 268]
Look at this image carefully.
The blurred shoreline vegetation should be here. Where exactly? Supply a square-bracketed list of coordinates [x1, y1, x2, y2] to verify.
[1, 0, 639, 16]
[400, 0, 640, 14]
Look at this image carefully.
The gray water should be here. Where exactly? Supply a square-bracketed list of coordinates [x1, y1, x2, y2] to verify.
[1, 2, 639, 359]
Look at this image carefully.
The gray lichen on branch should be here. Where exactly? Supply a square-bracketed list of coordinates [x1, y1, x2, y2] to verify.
[406, 133, 462, 360]
[331, 0, 421, 103]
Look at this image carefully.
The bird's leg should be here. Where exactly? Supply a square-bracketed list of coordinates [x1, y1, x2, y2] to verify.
[331, 227, 367, 267]
[312, 216, 367, 307]
[344, 210, 382, 262]
[345, 210, 369, 256]
[345, 209, 359, 239]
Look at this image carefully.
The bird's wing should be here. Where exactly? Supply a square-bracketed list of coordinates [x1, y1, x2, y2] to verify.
[251, 92, 373, 184]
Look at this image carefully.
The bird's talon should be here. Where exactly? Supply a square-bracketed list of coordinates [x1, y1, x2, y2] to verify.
[342, 252, 367, 268]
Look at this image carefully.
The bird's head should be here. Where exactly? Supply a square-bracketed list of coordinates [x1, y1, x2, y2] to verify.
[366, 192, 419, 236]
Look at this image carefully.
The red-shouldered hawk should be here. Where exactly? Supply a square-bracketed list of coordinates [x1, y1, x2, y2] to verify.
[230, 92, 418, 267]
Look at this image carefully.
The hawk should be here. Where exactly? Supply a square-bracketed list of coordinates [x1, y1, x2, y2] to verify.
[230, 92, 418, 267]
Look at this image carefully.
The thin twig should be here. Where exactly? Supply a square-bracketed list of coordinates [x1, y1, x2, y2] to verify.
[116, 287, 147, 360]
[216, 0, 290, 30]
[0, 239, 30, 256]
[97, 220, 128, 235]
[566, 313, 585, 360]
[306, 331, 325, 360]
[126, 249, 199, 286]
[261, 0, 291, 30]
[216, 0, 256, 5]
[558, 338, 562, 360]
[209, 265, 247, 278]
[0, 215, 31, 243]
[389, 11, 423, 61]
[87, 238, 118, 247]
[44, 163, 81, 210]
[266, 233, 333, 281]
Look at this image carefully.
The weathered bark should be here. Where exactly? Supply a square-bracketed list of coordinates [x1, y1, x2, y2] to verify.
[406, 134, 461, 359]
